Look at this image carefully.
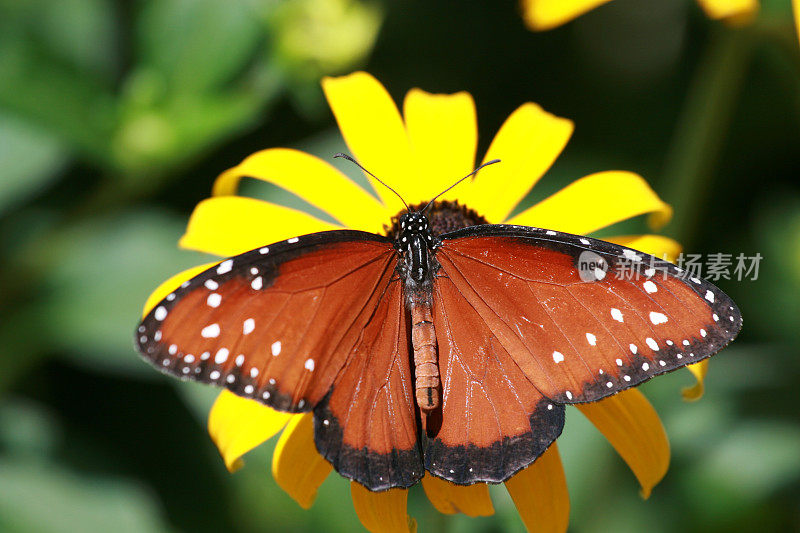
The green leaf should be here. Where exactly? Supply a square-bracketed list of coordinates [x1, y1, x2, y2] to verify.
[0, 460, 171, 533]
[35, 0, 118, 76]
[136, 0, 263, 95]
[0, 113, 68, 213]
[0, 37, 116, 164]
[113, 89, 270, 177]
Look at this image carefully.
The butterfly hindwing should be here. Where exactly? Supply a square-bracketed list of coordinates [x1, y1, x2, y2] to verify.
[314, 280, 423, 490]
[426, 274, 565, 485]
[436, 224, 742, 405]
[136, 230, 398, 412]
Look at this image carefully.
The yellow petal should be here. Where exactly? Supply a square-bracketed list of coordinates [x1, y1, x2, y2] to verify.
[179, 196, 340, 257]
[794, 0, 800, 46]
[507, 171, 672, 234]
[465, 103, 573, 223]
[271, 413, 332, 509]
[351, 483, 416, 533]
[208, 390, 293, 472]
[521, 0, 613, 31]
[402, 89, 478, 204]
[577, 389, 669, 498]
[421, 475, 494, 517]
[322, 72, 412, 212]
[683, 360, 709, 401]
[212, 148, 387, 233]
[141, 263, 215, 317]
[504, 443, 569, 533]
[605, 234, 683, 263]
[696, 0, 758, 25]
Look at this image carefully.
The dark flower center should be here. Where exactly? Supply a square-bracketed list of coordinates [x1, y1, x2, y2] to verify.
[384, 200, 489, 239]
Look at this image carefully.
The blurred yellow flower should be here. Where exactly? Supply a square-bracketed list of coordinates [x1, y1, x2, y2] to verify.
[521, 0, 763, 31]
[271, 0, 382, 79]
[143, 71, 706, 532]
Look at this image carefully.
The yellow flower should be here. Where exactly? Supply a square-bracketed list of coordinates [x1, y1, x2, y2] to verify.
[142, 71, 707, 532]
[521, 0, 764, 31]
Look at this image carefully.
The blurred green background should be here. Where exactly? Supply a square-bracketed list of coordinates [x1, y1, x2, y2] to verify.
[1, 0, 799, 531]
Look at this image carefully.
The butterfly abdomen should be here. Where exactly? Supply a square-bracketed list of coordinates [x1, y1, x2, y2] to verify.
[410, 294, 440, 414]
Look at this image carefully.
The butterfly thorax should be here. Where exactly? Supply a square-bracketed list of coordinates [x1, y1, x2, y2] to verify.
[396, 212, 439, 286]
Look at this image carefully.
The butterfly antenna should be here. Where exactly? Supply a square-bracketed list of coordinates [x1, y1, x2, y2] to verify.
[421, 159, 501, 213]
[334, 153, 410, 211]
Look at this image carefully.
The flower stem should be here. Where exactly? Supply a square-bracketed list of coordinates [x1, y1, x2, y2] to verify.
[661, 27, 754, 248]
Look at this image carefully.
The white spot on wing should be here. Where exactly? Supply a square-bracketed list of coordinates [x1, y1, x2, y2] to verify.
[259, 247, 269, 254]
[235, 354, 244, 367]
[207, 293, 222, 308]
[610, 308, 624, 322]
[201, 323, 220, 338]
[271, 341, 281, 356]
[251, 277, 263, 290]
[586, 333, 597, 346]
[287, 237, 299, 244]
[642, 362, 649, 371]
[215, 348, 229, 364]
[705, 290, 715, 303]
[243, 318, 255, 335]
[204, 279, 219, 290]
[643, 280, 658, 293]
[154, 306, 167, 321]
[565, 391, 573, 400]
[552, 351, 564, 363]
[546, 230, 556, 236]
[623, 249, 642, 262]
[216, 259, 233, 275]
[649, 311, 668, 325]
[580, 238, 590, 245]
[305, 358, 315, 371]
[629, 344, 638, 354]
[646, 337, 659, 351]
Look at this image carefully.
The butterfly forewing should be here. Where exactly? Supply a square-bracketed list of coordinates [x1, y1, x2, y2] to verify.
[136, 231, 397, 412]
[437, 225, 742, 405]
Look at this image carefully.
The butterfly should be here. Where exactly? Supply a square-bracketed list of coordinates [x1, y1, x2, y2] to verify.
[135, 155, 741, 492]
